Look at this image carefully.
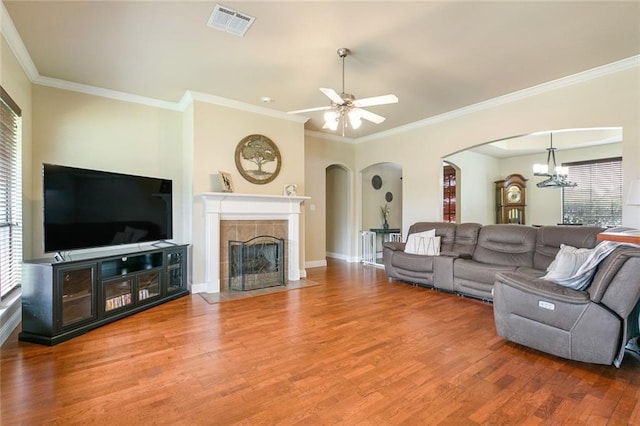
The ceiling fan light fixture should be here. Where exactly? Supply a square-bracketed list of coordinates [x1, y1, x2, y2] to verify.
[323, 110, 339, 131]
[348, 108, 362, 129]
[287, 47, 398, 135]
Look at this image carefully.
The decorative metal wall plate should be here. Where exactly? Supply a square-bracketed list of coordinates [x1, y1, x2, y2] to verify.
[372, 175, 382, 189]
[235, 134, 281, 184]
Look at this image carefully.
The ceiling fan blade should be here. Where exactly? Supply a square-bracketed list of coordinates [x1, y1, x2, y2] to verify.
[353, 94, 398, 108]
[359, 109, 386, 124]
[319, 88, 345, 105]
[287, 106, 331, 114]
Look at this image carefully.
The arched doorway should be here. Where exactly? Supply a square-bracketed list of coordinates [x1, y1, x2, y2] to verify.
[325, 164, 351, 261]
[361, 162, 403, 264]
[443, 162, 459, 223]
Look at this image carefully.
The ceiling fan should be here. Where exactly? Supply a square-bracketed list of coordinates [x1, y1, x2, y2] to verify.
[288, 48, 398, 134]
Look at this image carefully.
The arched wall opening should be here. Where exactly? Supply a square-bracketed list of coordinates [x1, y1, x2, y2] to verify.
[443, 127, 623, 225]
[325, 164, 352, 262]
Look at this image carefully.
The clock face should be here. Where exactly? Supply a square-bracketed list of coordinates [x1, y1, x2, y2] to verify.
[507, 186, 522, 203]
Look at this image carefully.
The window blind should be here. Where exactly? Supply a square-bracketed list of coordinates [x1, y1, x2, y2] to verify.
[0, 86, 22, 299]
[562, 157, 622, 228]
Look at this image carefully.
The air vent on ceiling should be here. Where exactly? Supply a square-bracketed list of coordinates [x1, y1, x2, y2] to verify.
[207, 4, 255, 37]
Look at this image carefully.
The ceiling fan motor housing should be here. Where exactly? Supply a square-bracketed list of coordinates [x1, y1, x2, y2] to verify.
[339, 92, 355, 106]
[337, 48, 350, 58]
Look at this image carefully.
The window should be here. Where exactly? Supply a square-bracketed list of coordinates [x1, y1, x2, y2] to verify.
[0, 86, 22, 299]
[562, 157, 622, 228]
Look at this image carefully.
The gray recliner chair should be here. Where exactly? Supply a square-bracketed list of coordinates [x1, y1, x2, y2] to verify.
[493, 246, 640, 367]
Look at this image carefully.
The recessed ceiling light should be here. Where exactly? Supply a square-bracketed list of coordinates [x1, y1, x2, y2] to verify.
[261, 97, 274, 103]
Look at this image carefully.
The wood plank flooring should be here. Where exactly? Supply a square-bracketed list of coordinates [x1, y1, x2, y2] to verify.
[2, 259, 640, 425]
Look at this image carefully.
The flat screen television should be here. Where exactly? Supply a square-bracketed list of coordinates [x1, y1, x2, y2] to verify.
[43, 164, 173, 253]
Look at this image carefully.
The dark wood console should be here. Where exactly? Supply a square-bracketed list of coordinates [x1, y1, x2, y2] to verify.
[19, 244, 189, 345]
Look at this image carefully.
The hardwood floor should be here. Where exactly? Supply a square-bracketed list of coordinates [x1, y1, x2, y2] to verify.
[2, 259, 640, 425]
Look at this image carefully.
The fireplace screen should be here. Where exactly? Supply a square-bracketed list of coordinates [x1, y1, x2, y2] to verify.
[229, 235, 285, 291]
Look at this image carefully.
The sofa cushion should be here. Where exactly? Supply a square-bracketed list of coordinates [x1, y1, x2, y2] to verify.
[545, 241, 621, 291]
[405, 233, 440, 256]
[472, 224, 536, 267]
[407, 222, 456, 252]
[452, 223, 481, 257]
[543, 244, 593, 281]
[405, 229, 434, 253]
[454, 259, 518, 285]
[533, 225, 603, 270]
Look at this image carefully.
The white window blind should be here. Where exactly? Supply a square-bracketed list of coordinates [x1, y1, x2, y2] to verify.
[0, 86, 22, 299]
[562, 157, 622, 228]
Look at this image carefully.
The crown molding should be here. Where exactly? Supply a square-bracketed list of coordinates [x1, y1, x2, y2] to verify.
[1, 2, 38, 81]
[185, 90, 308, 123]
[356, 55, 640, 144]
[3, 1, 637, 138]
[34, 76, 183, 110]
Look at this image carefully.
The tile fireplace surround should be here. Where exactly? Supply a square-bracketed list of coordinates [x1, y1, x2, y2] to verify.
[195, 193, 309, 294]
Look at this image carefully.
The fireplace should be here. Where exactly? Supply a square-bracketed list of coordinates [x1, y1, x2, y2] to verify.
[195, 192, 309, 294]
[229, 236, 285, 291]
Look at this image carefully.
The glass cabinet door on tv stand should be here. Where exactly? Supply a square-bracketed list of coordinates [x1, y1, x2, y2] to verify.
[58, 263, 97, 329]
[103, 277, 134, 313]
[166, 249, 186, 294]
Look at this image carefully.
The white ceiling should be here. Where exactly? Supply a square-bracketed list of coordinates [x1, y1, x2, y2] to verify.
[3, 1, 640, 139]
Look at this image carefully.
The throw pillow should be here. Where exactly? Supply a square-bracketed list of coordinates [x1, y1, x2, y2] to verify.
[543, 244, 593, 281]
[404, 230, 440, 256]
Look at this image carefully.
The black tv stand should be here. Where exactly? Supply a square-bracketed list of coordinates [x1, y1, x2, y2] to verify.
[19, 244, 189, 346]
[152, 240, 179, 248]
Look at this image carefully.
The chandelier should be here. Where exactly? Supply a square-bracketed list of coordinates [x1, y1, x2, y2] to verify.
[532, 133, 577, 188]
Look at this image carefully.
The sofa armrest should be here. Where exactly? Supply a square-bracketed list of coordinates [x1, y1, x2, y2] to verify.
[383, 241, 405, 251]
[495, 271, 590, 304]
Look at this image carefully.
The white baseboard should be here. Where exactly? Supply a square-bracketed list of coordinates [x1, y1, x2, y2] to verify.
[326, 252, 349, 261]
[190, 282, 207, 294]
[326, 253, 362, 263]
[0, 295, 21, 346]
[305, 259, 327, 268]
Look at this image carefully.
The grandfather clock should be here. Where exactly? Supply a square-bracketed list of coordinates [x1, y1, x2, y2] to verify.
[495, 174, 527, 224]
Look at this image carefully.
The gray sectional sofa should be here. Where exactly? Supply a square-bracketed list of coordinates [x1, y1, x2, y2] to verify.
[383, 222, 640, 366]
[383, 222, 603, 300]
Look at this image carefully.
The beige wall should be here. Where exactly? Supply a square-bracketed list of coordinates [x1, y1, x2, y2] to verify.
[351, 67, 640, 249]
[29, 86, 184, 259]
[1, 35, 33, 258]
[5, 22, 639, 276]
[304, 134, 355, 266]
[190, 100, 306, 287]
[445, 141, 624, 226]
[326, 165, 349, 259]
[444, 150, 499, 225]
[190, 101, 305, 195]
[361, 162, 403, 231]
[500, 142, 623, 226]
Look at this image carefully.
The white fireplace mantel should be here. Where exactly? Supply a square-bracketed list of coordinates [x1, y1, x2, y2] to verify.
[195, 192, 310, 294]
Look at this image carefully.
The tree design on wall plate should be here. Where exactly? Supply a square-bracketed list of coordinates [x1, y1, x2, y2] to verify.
[235, 134, 282, 184]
